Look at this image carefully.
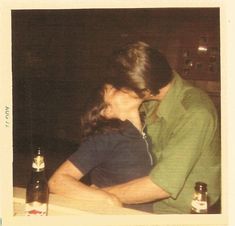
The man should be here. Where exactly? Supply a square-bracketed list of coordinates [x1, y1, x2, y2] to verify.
[103, 41, 221, 214]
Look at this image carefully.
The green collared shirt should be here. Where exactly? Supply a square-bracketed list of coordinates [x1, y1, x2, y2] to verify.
[141, 72, 221, 214]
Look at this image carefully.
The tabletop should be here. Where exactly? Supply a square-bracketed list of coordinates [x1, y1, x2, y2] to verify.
[13, 187, 152, 216]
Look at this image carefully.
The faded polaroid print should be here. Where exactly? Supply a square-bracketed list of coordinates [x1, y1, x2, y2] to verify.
[0, 1, 230, 226]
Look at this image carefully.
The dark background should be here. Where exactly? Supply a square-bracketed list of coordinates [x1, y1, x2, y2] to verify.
[12, 8, 220, 187]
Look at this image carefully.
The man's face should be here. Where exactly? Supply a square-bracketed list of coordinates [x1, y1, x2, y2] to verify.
[101, 84, 141, 120]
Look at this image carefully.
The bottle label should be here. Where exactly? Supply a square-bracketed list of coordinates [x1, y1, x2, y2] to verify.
[191, 200, 208, 213]
[32, 156, 45, 171]
[25, 202, 48, 216]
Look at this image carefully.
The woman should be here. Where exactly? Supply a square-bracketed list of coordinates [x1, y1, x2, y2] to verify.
[48, 83, 154, 212]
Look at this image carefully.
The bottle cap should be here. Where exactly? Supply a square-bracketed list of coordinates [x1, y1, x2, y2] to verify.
[195, 181, 207, 192]
[34, 147, 43, 156]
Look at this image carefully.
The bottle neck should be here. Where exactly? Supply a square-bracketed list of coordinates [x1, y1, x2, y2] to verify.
[32, 167, 46, 173]
[30, 168, 47, 181]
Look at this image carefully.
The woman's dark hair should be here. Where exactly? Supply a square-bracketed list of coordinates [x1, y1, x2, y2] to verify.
[80, 82, 124, 140]
[106, 41, 173, 97]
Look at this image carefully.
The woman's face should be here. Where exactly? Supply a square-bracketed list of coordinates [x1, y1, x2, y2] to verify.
[101, 84, 141, 120]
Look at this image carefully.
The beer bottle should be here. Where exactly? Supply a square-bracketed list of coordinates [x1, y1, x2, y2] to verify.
[191, 182, 208, 214]
[25, 147, 49, 216]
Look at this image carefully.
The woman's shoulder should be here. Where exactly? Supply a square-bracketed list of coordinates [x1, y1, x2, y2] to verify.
[83, 124, 125, 144]
[85, 120, 138, 143]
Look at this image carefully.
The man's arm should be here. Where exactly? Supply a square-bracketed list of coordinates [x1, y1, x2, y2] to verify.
[103, 176, 170, 204]
[48, 160, 121, 206]
[103, 107, 218, 205]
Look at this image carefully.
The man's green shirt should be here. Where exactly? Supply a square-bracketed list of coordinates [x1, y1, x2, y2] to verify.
[141, 72, 221, 214]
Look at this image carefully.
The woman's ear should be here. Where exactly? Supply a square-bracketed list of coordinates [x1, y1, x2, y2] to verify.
[100, 106, 112, 119]
[100, 108, 106, 117]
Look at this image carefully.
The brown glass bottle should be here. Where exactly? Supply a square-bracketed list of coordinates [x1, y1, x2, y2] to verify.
[191, 182, 208, 214]
[25, 148, 49, 216]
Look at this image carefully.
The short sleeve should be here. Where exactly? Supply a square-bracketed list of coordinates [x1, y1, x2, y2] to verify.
[149, 108, 217, 199]
[68, 133, 112, 175]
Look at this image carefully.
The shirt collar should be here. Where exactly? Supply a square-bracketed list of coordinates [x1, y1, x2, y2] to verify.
[121, 120, 142, 138]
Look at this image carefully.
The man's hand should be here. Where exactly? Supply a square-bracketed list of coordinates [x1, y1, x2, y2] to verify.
[90, 184, 99, 189]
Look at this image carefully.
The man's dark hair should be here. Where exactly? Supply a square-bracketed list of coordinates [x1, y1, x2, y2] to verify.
[106, 41, 173, 97]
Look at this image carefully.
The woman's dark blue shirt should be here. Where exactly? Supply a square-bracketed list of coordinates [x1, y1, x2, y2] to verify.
[68, 120, 154, 212]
